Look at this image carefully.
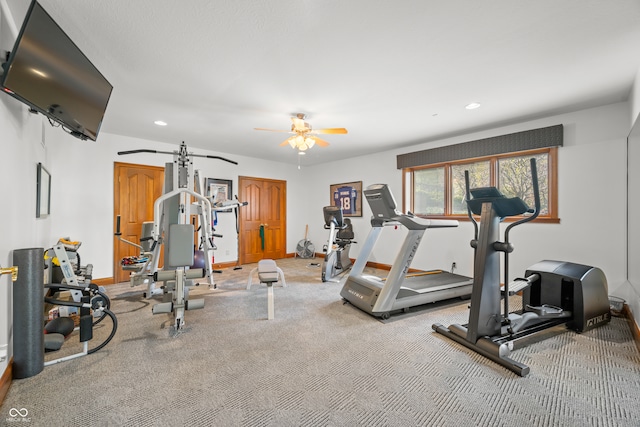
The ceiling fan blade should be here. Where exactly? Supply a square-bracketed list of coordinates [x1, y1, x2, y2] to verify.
[255, 127, 290, 133]
[311, 136, 330, 147]
[279, 137, 293, 147]
[312, 128, 348, 134]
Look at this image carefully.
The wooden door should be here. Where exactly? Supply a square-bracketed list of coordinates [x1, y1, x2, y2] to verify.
[114, 162, 164, 283]
[239, 177, 286, 264]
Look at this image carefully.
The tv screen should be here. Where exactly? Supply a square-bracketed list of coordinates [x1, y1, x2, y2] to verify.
[0, 0, 112, 141]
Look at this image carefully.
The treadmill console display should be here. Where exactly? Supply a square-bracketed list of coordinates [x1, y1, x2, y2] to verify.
[364, 184, 399, 220]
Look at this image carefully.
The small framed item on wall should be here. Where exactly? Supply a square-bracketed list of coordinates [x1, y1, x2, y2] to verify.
[36, 162, 51, 218]
[206, 178, 233, 211]
[330, 181, 362, 217]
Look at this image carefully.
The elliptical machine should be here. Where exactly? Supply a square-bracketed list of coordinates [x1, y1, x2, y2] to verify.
[322, 206, 355, 282]
[432, 158, 610, 376]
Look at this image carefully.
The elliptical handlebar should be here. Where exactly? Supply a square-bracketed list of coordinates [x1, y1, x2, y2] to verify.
[504, 158, 540, 240]
[464, 170, 479, 242]
[502, 158, 540, 319]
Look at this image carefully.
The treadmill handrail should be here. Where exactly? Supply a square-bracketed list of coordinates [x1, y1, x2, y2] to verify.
[374, 215, 458, 230]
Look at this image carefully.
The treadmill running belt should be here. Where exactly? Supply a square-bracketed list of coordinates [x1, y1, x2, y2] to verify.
[401, 271, 472, 290]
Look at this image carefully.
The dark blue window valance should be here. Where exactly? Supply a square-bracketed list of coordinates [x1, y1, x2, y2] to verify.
[397, 124, 563, 169]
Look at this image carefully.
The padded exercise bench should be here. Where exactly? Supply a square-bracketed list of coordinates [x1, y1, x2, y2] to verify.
[247, 259, 286, 320]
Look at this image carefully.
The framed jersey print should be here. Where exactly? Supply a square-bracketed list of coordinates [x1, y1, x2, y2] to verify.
[330, 181, 362, 217]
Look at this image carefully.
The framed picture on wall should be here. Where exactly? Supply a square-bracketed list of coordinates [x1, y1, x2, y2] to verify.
[36, 162, 51, 218]
[206, 178, 233, 211]
[330, 181, 363, 217]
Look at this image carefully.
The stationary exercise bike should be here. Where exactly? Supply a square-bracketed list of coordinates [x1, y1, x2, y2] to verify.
[321, 206, 355, 282]
[432, 158, 610, 376]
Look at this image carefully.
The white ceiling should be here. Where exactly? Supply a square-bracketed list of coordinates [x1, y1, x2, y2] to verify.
[17, 1, 640, 165]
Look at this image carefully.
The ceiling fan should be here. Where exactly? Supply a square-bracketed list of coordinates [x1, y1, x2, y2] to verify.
[255, 113, 348, 151]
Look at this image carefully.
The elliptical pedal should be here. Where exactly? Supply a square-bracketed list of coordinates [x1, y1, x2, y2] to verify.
[525, 304, 570, 318]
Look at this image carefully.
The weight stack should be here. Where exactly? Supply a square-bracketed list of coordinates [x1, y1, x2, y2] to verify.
[12, 248, 45, 379]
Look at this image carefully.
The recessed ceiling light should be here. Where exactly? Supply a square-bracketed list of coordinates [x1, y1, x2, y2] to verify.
[298, 151, 306, 155]
[465, 102, 481, 110]
[154, 120, 167, 126]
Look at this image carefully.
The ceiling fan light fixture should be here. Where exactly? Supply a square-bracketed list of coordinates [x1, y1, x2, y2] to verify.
[256, 113, 346, 152]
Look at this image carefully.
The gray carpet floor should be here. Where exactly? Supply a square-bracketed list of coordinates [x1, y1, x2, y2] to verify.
[2, 257, 640, 427]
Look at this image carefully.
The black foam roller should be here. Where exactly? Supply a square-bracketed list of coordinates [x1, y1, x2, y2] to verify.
[12, 248, 45, 379]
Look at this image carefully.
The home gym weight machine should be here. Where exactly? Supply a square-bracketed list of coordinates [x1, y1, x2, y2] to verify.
[117, 141, 239, 329]
[43, 240, 117, 364]
[115, 172, 246, 299]
[340, 184, 473, 319]
[432, 159, 610, 376]
[321, 206, 356, 282]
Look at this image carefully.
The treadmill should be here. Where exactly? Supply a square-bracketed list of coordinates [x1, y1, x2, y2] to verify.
[340, 184, 473, 319]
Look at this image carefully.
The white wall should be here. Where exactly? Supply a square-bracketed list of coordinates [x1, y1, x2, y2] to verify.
[1, 0, 637, 374]
[0, 108, 51, 376]
[622, 114, 640, 323]
[0, 119, 306, 372]
[610, 64, 640, 330]
[0, 100, 633, 378]
[631, 67, 640, 126]
[615, 62, 640, 328]
[0, 0, 50, 376]
[303, 102, 630, 292]
[45, 132, 306, 279]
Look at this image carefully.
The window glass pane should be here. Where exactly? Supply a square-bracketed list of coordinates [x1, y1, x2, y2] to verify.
[451, 161, 490, 214]
[414, 167, 445, 214]
[498, 153, 549, 215]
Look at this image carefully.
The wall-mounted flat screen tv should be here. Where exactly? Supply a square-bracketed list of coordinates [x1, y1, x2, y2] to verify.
[1, 0, 112, 141]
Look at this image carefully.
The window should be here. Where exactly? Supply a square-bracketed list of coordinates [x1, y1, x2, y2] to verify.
[404, 147, 558, 222]
[413, 167, 445, 214]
